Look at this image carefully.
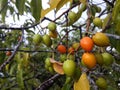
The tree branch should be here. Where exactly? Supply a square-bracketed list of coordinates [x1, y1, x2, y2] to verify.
[103, 0, 114, 7]
[0, 29, 24, 71]
[35, 74, 60, 90]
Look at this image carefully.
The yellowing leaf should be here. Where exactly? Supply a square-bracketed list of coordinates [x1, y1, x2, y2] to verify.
[41, 0, 61, 18]
[50, 58, 64, 75]
[74, 73, 90, 90]
[80, 0, 86, 3]
[56, 0, 73, 12]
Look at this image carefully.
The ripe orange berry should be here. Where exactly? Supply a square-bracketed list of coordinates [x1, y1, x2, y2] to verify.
[68, 47, 75, 54]
[6, 51, 12, 56]
[82, 52, 96, 69]
[80, 37, 94, 51]
[57, 45, 67, 54]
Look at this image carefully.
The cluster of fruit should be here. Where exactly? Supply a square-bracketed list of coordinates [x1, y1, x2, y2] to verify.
[32, 22, 58, 47]
[80, 32, 114, 69]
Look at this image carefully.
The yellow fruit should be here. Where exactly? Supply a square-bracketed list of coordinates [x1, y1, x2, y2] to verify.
[92, 32, 110, 47]
[93, 17, 102, 27]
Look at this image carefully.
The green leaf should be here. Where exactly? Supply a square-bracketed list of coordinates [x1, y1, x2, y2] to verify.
[1, 0, 8, 22]
[16, 0, 25, 15]
[31, 0, 42, 22]
[41, 0, 61, 18]
[17, 63, 24, 89]
[56, 0, 73, 12]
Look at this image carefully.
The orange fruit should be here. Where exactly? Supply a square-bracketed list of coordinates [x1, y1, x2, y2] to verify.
[82, 52, 96, 69]
[6, 51, 12, 56]
[80, 37, 94, 51]
[68, 47, 75, 54]
[57, 45, 67, 54]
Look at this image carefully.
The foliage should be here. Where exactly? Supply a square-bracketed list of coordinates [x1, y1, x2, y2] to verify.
[0, 0, 120, 90]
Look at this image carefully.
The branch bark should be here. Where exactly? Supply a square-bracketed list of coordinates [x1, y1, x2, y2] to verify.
[35, 74, 60, 90]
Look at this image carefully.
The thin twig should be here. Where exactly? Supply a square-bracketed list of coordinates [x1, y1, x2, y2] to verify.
[35, 74, 60, 90]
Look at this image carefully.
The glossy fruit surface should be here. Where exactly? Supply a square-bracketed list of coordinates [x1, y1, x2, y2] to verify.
[43, 34, 52, 47]
[33, 34, 42, 45]
[63, 60, 76, 76]
[57, 45, 66, 54]
[49, 31, 57, 38]
[80, 37, 94, 51]
[82, 52, 96, 69]
[48, 22, 56, 32]
[6, 51, 12, 56]
[102, 52, 114, 66]
[96, 77, 107, 89]
[94, 53, 104, 65]
[92, 32, 110, 47]
[93, 17, 102, 27]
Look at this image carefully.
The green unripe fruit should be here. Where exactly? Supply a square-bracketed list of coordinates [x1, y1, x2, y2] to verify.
[33, 34, 42, 45]
[48, 22, 56, 32]
[48, 67, 54, 73]
[45, 58, 51, 67]
[96, 77, 107, 89]
[94, 53, 104, 65]
[63, 60, 76, 76]
[68, 11, 77, 23]
[93, 17, 102, 27]
[43, 34, 52, 47]
[102, 52, 114, 66]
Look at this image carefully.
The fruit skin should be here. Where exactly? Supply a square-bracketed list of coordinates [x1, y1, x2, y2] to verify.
[92, 32, 110, 47]
[102, 52, 114, 66]
[48, 31, 57, 38]
[6, 51, 12, 56]
[57, 45, 67, 54]
[94, 53, 104, 65]
[80, 37, 94, 51]
[63, 60, 76, 76]
[45, 58, 51, 67]
[93, 17, 102, 27]
[68, 47, 75, 54]
[48, 22, 56, 32]
[68, 11, 77, 23]
[96, 77, 107, 89]
[33, 34, 42, 45]
[42, 34, 52, 47]
[82, 52, 96, 69]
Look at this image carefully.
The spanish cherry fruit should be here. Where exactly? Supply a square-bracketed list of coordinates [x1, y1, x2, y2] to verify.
[43, 34, 52, 47]
[48, 22, 56, 32]
[94, 53, 104, 65]
[80, 37, 94, 51]
[82, 52, 96, 69]
[63, 60, 76, 76]
[102, 52, 114, 66]
[33, 34, 42, 45]
[92, 32, 110, 47]
[93, 17, 102, 27]
[96, 77, 107, 89]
